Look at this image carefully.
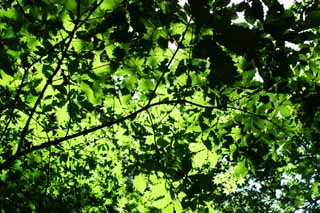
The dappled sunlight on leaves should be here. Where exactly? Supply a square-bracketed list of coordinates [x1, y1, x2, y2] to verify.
[0, 0, 320, 212]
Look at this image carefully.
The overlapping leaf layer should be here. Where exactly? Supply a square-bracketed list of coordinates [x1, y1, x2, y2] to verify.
[0, 0, 320, 212]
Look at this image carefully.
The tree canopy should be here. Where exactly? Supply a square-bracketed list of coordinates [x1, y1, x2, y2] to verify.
[0, 0, 320, 212]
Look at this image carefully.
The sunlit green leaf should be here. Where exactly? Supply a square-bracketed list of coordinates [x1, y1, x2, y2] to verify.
[133, 174, 147, 193]
[189, 143, 206, 152]
[192, 150, 208, 168]
[279, 105, 291, 117]
[234, 160, 248, 179]
[0, 1, 319, 212]
[80, 81, 96, 104]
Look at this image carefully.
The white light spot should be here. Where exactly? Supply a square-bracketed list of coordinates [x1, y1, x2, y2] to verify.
[178, 0, 188, 7]
[278, 0, 297, 9]
[229, 0, 244, 5]
[304, 40, 313, 45]
[255, 183, 262, 191]
[276, 111, 283, 119]
[232, 12, 246, 24]
[248, 179, 262, 191]
[285, 41, 300, 51]
[132, 92, 140, 100]
[230, 0, 268, 22]
[113, 75, 124, 86]
[262, 1, 268, 20]
[168, 41, 177, 51]
[275, 189, 282, 198]
[253, 71, 264, 83]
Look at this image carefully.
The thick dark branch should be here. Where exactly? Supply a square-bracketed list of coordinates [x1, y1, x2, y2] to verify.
[0, 100, 182, 170]
[0, 99, 223, 170]
[0, 98, 283, 171]
[77, 0, 81, 20]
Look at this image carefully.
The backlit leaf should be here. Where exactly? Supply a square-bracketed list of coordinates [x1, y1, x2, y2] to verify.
[133, 174, 147, 193]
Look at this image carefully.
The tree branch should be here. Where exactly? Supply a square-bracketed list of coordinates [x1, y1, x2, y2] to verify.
[146, 16, 192, 106]
[0, 31, 68, 144]
[0, 98, 288, 171]
[0, 98, 222, 170]
[0, 100, 181, 170]
[15, 0, 103, 154]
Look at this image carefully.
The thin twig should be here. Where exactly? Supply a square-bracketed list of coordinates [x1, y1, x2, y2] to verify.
[0, 98, 294, 170]
[16, 0, 103, 154]
[146, 17, 193, 106]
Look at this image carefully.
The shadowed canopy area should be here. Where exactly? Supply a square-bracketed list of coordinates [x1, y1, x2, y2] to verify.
[0, 0, 320, 212]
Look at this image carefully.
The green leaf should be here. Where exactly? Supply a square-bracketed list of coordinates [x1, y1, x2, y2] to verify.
[1, 8, 17, 20]
[192, 150, 208, 168]
[42, 65, 54, 78]
[151, 195, 172, 209]
[64, 0, 77, 11]
[173, 200, 183, 213]
[133, 174, 147, 193]
[80, 81, 96, 104]
[68, 102, 79, 120]
[0, 1, 319, 211]
[189, 143, 206, 152]
[101, 0, 121, 10]
[138, 79, 154, 91]
[229, 126, 241, 141]
[271, 145, 278, 162]
[234, 160, 248, 178]
[312, 182, 319, 194]
[121, 94, 131, 105]
[279, 105, 291, 117]
[207, 151, 219, 168]
[229, 144, 237, 160]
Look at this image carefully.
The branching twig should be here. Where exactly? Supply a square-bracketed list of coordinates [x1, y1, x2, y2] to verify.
[0, 34, 68, 143]
[146, 17, 193, 106]
[0, 69, 28, 143]
[16, 0, 103, 154]
[0, 97, 294, 170]
[0, 100, 171, 170]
